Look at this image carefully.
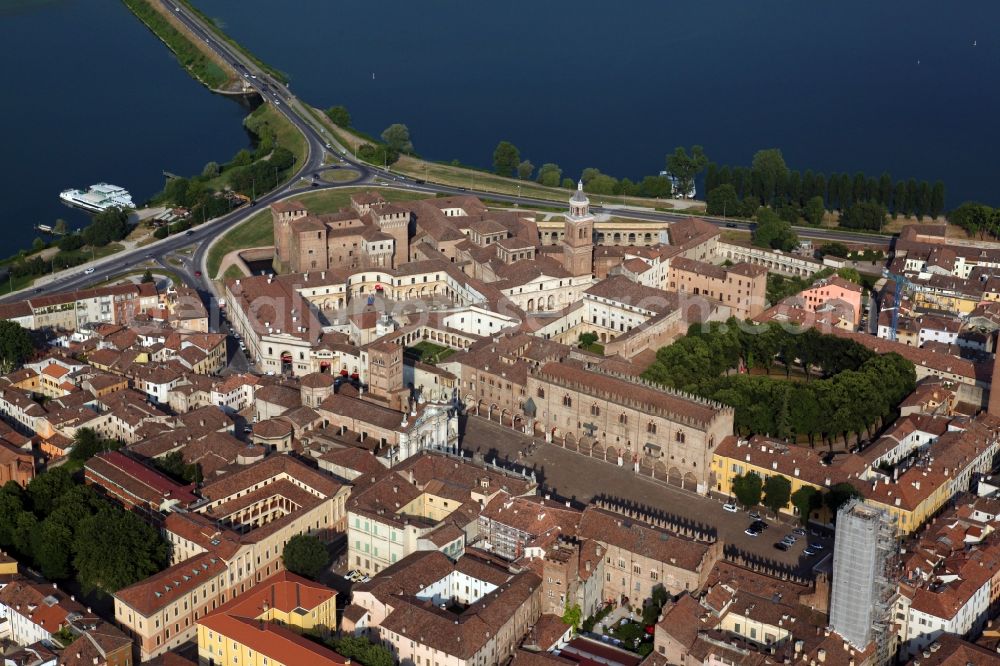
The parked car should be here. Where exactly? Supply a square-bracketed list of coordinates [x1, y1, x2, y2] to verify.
[748, 510, 761, 520]
[781, 535, 797, 545]
[723, 502, 739, 513]
[809, 543, 824, 551]
[343, 569, 359, 581]
[750, 520, 768, 531]
[745, 527, 760, 537]
[803, 548, 816, 557]
[792, 527, 806, 536]
[773, 542, 789, 551]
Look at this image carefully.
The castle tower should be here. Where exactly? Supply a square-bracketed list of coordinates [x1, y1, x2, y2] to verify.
[375, 206, 410, 268]
[271, 200, 308, 272]
[562, 180, 594, 277]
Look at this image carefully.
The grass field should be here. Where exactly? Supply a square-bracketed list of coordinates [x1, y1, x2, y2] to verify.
[321, 169, 361, 183]
[252, 104, 308, 172]
[206, 187, 427, 278]
[405, 341, 456, 364]
[222, 265, 247, 281]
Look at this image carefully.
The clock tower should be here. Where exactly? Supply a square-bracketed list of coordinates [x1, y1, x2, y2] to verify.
[562, 180, 594, 277]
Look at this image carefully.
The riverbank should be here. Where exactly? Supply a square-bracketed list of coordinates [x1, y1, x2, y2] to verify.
[120, 0, 242, 92]
[308, 106, 702, 212]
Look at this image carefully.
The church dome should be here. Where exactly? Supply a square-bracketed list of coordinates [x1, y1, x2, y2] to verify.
[570, 179, 588, 204]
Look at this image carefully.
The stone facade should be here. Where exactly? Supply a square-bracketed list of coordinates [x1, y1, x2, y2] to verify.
[526, 362, 734, 494]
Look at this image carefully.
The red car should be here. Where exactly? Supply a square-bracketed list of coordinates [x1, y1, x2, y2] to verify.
[194, 270, 202, 277]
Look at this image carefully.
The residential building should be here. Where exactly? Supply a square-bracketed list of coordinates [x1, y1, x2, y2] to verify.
[196, 571, 344, 666]
[347, 451, 535, 574]
[345, 550, 541, 666]
[668, 257, 767, 319]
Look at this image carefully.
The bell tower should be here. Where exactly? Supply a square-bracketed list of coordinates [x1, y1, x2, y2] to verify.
[562, 180, 594, 277]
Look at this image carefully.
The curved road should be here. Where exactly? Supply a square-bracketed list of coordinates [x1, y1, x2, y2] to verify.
[6, 1, 892, 315]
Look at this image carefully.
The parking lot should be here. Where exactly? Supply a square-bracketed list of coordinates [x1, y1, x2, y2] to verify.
[462, 416, 832, 577]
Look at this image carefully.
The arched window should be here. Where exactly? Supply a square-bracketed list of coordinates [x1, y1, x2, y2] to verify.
[590, 404, 600, 416]
[562, 395, 572, 407]
[619, 413, 628, 425]
[675, 431, 686, 443]
[646, 422, 656, 434]
[537, 388, 545, 399]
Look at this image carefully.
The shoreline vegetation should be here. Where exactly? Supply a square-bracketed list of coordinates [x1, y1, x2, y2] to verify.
[120, 0, 238, 91]
[119, 0, 950, 246]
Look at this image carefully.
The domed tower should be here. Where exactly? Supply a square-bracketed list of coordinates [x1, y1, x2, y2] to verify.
[562, 180, 594, 277]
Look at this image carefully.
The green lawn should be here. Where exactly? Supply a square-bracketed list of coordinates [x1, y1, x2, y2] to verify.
[321, 169, 361, 183]
[206, 187, 427, 278]
[222, 265, 247, 281]
[252, 103, 308, 173]
[405, 341, 456, 364]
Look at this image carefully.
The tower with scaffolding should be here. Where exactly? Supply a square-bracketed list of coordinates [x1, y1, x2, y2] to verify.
[830, 500, 897, 664]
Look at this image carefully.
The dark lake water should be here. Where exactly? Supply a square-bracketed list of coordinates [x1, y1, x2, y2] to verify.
[2, 0, 250, 252]
[193, 0, 1000, 207]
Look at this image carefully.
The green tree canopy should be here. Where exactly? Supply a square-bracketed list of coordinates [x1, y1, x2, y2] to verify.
[325, 105, 351, 127]
[665, 146, 708, 198]
[763, 475, 792, 514]
[27, 467, 74, 516]
[536, 163, 562, 187]
[0, 321, 34, 373]
[750, 149, 789, 205]
[752, 208, 798, 251]
[82, 207, 130, 247]
[517, 160, 534, 181]
[282, 534, 330, 579]
[732, 472, 763, 508]
[380, 124, 413, 154]
[201, 161, 220, 178]
[804, 196, 825, 225]
[73, 508, 169, 593]
[328, 636, 394, 666]
[563, 603, 582, 629]
[706, 184, 739, 217]
[790, 486, 822, 525]
[840, 201, 888, 231]
[818, 242, 850, 258]
[824, 482, 862, 518]
[492, 141, 520, 178]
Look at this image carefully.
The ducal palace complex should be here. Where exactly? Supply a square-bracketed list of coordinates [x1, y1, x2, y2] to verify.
[216, 182, 776, 497]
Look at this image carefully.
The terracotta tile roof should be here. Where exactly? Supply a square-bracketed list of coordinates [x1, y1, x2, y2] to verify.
[0, 579, 86, 634]
[533, 360, 724, 426]
[115, 551, 228, 616]
[199, 453, 344, 504]
[585, 276, 678, 313]
[578, 507, 713, 572]
[85, 450, 197, 507]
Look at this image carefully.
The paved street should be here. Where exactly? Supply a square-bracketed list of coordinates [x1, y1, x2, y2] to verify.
[461, 416, 832, 576]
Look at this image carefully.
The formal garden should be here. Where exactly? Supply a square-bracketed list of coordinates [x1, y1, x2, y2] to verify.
[643, 319, 916, 450]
